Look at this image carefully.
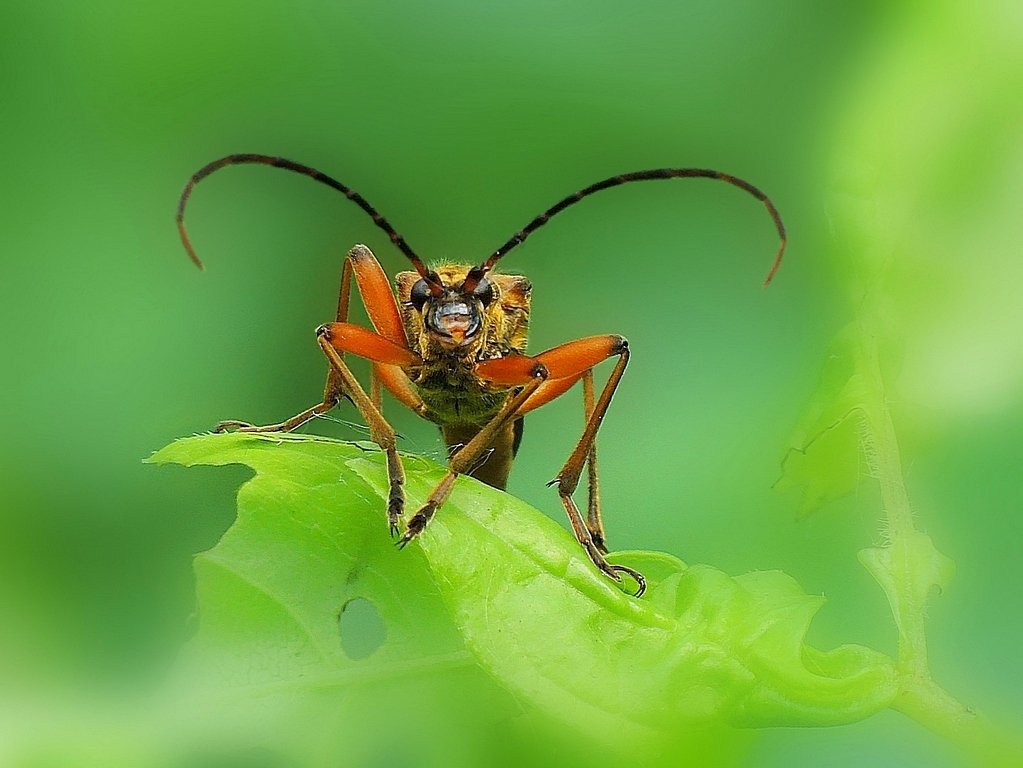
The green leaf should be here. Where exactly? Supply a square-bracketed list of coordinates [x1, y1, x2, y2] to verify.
[150, 431, 897, 755]
[148, 433, 521, 767]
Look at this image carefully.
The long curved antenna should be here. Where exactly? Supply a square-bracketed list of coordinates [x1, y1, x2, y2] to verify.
[176, 154, 440, 287]
[464, 168, 786, 291]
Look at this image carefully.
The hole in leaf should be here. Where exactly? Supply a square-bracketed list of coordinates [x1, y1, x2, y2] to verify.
[339, 597, 386, 660]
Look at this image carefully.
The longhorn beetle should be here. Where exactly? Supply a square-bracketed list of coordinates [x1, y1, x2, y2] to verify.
[177, 154, 786, 597]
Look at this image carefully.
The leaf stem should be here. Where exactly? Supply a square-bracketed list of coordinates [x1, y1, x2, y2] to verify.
[852, 319, 1023, 763]
[893, 677, 1023, 766]
[857, 323, 929, 677]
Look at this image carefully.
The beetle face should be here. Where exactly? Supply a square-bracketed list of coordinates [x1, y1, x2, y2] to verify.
[425, 295, 482, 348]
[410, 276, 495, 351]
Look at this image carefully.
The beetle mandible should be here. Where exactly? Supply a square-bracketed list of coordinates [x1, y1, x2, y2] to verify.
[177, 154, 787, 596]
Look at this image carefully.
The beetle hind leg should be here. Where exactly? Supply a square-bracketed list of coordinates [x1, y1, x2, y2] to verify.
[581, 369, 608, 554]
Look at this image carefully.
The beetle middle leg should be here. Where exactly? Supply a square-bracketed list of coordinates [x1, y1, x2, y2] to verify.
[213, 244, 427, 433]
[215, 244, 431, 536]
[211, 245, 356, 434]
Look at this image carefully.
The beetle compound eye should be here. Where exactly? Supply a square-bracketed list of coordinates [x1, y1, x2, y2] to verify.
[472, 277, 495, 307]
[410, 279, 432, 311]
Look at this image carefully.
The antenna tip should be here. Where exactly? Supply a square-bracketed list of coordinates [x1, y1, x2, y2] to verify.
[762, 242, 785, 287]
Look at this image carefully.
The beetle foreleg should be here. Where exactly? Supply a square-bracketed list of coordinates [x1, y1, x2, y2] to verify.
[397, 363, 549, 548]
[516, 335, 645, 596]
[317, 329, 407, 537]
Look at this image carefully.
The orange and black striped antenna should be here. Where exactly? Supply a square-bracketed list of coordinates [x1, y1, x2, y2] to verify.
[176, 154, 443, 293]
[462, 168, 786, 292]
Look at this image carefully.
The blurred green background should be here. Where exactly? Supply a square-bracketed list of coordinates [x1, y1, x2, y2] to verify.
[2, 0, 1020, 765]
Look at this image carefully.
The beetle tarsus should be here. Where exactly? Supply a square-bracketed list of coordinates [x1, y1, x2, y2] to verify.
[387, 498, 404, 539]
[396, 501, 438, 548]
[607, 563, 646, 598]
[213, 419, 255, 433]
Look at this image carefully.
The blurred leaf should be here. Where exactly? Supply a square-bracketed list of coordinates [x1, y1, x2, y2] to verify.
[776, 326, 870, 517]
[150, 432, 897, 758]
[828, 0, 1023, 422]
